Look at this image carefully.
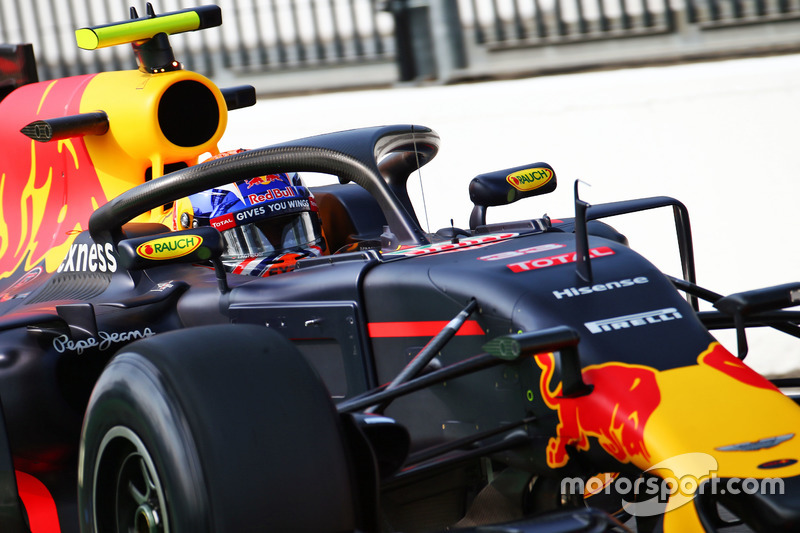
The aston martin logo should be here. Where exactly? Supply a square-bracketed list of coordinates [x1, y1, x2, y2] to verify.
[715, 433, 794, 452]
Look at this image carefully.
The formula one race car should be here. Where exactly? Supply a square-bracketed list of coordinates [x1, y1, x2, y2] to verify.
[2, 4, 800, 533]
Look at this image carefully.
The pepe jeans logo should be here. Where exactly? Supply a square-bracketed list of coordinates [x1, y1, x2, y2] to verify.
[52, 328, 156, 355]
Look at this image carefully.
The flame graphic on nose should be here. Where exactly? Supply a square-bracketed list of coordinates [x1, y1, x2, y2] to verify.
[0, 76, 108, 282]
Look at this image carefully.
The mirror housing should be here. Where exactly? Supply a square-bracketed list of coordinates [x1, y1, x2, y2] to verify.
[117, 226, 224, 270]
[469, 162, 557, 229]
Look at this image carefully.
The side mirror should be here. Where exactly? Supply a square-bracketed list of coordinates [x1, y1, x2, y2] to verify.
[468, 162, 557, 229]
[116, 226, 224, 270]
[117, 226, 230, 293]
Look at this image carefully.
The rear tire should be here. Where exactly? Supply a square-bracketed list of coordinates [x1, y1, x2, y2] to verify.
[78, 324, 358, 532]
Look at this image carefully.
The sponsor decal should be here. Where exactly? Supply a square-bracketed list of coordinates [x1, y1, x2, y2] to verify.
[247, 187, 296, 204]
[150, 281, 175, 292]
[0, 266, 43, 302]
[211, 213, 236, 231]
[385, 233, 517, 257]
[57, 242, 117, 273]
[716, 433, 794, 452]
[553, 276, 649, 299]
[584, 308, 682, 334]
[236, 205, 266, 222]
[245, 175, 282, 188]
[758, 459, 798, 469]
[136, 235, 202, 260]
[478, 243, 565, 261]
[535, 352, 660, 468]
[265, 198, 308, 213]
[508, 246, 614, 273]
[506, 167, 553, 192]
[52, 327, 156, 355]
[234, 199, 310, 224]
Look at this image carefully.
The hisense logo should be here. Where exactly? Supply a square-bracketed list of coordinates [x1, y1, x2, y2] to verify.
[553, 277, 649, 299]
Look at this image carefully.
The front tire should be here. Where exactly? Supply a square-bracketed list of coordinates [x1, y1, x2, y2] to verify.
[78, 324, 358, 532]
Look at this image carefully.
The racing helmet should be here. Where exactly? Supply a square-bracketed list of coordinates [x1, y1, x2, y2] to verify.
[182, 149, 325, 276]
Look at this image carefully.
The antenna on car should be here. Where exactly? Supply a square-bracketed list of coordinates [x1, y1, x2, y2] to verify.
[410, 125, 431, 233]
[574, 180, 593, 283]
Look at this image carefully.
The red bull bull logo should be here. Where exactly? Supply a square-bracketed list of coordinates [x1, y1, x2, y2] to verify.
[245, 174, 281, 188]
[535, 352, 661, 468]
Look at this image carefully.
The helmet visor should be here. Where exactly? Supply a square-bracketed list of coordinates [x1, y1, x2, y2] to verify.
[221, 212, 318, 259]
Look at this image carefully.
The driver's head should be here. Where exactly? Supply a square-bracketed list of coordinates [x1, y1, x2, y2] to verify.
[177, 149, 325, 276]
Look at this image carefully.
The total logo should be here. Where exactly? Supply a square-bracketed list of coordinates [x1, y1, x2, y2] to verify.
[211, 213, 236, 231]
[58, 242, 117, 273]
[553, 277, 649, 299]
[136, 235, 202, 260]
[507, 246, 614, 273]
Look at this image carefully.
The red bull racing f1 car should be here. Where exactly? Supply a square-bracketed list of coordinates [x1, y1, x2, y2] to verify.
[1, 4, 800, 533]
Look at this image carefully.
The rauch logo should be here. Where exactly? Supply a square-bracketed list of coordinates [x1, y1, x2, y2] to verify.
[136, 236, 203, 260]
[506, 167, 553, 192]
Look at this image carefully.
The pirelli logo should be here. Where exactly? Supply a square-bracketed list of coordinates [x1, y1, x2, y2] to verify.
[584, 308, 682, 334]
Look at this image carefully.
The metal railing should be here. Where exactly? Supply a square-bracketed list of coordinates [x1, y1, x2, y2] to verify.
[460, 0, 674, 46]
[3, 0, 800, 93]
[0, 0, 396, 81]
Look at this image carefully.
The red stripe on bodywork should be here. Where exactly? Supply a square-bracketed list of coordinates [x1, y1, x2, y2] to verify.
[368, 320, 485, 338]
[16, 471, 61, 533]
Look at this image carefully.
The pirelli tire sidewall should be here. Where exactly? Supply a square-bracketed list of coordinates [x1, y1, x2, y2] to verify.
[77, 324, 357, 533]
[77, 346, 211, 533]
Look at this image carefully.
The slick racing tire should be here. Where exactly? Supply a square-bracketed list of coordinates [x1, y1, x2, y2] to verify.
[78, 324, 356, 533]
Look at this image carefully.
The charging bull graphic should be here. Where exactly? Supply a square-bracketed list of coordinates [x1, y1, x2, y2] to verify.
[535, 342, 789, 472]
[699, 342, 779, 392]
[535, 352, 661, 469]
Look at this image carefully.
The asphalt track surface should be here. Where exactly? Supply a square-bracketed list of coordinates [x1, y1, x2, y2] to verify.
[221, 54, 800, 379]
